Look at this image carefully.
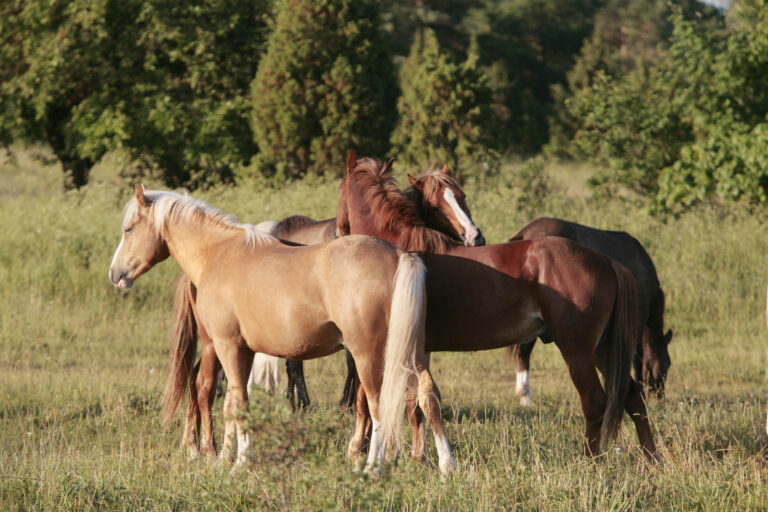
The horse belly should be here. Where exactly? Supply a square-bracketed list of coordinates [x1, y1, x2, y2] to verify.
[424, 293, 544, 352]
[243, 320, 343, 361]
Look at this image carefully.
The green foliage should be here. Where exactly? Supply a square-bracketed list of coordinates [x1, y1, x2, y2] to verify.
[122, 0, 271, 188]
[0, 0, 270, 189]
[249, 0, 396, 181]
[547, 0, 717, 152]
[390, 29, 497, 181]
[463, 0, 604, 154]
[558, 1, 768, 212]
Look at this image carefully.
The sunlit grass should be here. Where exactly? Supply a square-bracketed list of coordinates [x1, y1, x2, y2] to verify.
[1, 148, 767, 510]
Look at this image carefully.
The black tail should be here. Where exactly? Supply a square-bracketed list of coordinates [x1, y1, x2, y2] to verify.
[597, 260, 640, 444]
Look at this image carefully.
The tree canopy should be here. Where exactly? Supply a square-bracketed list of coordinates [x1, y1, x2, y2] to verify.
[0, 0, 270, 189]
[249, 0, 396, 180]
[390, 29, 495, 180]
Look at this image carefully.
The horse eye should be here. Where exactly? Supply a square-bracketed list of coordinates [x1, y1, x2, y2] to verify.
[124, 227, 133, 234]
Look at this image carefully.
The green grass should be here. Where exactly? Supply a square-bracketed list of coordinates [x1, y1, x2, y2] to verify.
[1, 147, 768, 510]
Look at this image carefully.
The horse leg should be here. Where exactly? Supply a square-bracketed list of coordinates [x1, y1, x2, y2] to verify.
[339, 349, 359, 412]
[624, 378, 660, 462]
[216, 341, 255, 467]
[407, 388, 427, 465]
[513, 340, 537, 407]
[197, 339, 221, 458]
[286, 359, 310, 411]
[346, 379, 371, 466]
[415, 354, 455, 475]
[560, 352, 607, 457]
[634, 327, 650, 397]
[181, 360, 201, 458]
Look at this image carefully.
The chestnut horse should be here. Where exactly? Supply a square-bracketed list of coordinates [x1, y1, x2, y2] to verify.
[337, 152, 659, 464]
[509, 218, 673, 405]
[109, 186, 449, 473]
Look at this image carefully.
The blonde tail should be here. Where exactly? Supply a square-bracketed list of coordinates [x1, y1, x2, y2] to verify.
[376, 252, 427, 454]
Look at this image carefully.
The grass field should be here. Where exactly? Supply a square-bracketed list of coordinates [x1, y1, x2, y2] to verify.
[1, 147, 768, 510]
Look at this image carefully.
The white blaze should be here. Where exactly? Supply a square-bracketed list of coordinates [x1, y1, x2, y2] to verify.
[109, 233, 125, 272]
[442, 188, 479, 244]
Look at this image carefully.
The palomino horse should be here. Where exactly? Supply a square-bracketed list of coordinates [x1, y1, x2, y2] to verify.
[508, 218, 673, 405]
[172, 184, 484, 459]
[171, 215, 336, 459]
[108, 186, 452, 473]
[337, 152, 659, 464]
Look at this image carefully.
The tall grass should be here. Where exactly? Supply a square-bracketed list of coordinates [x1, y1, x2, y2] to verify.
[1, 148, 767, 510]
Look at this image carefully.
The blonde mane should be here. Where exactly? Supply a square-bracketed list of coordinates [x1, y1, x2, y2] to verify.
[125, 190, 277, 249]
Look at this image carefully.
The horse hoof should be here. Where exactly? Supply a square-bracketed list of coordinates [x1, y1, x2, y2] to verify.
[439, 458, 456, 477]
[363, 463, 384, 478]
[519, 396, 536, 407]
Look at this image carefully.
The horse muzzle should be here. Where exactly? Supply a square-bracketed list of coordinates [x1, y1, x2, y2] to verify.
[462, 228, 486, 247]
[108, 267, 134, 289]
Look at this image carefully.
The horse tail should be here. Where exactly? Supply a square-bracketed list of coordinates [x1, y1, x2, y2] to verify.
[248, 353, 281, 393]
[377, 252, 427, 453]
[161, 272, 199, 427]
[597, 259, 640, 444]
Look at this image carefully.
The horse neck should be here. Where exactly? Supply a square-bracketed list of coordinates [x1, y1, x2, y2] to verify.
[351, 181, 459, 253]
[162, 216, 246, 285]
[399, 224, 459, 253]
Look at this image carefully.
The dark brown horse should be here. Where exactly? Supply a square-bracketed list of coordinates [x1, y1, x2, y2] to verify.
[508, 218, 672, 404]
[337, 151, 659, 464]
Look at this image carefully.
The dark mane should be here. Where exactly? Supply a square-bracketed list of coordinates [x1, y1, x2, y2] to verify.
[271, 215, 319, 238]
[349, 159, 460, 253]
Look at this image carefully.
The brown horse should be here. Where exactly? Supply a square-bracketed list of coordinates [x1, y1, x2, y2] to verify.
[508, 218, 673, 404]
[337, 152, 659, 464]
[108, 186, 449, 473]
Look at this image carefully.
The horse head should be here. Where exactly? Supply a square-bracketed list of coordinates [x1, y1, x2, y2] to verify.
[407, 165, 485, 246]
[642, 328, 672, 399]
[108, 185, 170, 289]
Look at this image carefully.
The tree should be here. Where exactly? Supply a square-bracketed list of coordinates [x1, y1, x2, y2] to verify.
[249, 0, 396, 180]
[0, 0, 270, 189]
[557, 1, 768, 212]
[463, 0, 605, 154]
[389, 29, 496, 181]
[547, 0, 721, 153]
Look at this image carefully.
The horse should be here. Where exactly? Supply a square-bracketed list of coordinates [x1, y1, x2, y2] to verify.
[508, 218, 673, 405]
[108, 185, 452, 473]
[336, 151, 659, 464]
[172, 215, 335, 459]
[171, 178, 485, 459]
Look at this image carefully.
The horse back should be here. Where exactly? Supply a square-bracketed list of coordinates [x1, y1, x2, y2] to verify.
[273, 216, 336, 245]
[511, 217, 660, 323]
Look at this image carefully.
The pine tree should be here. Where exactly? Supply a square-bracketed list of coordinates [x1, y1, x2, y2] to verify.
[250, 0, 396, 180]
[390, 29, 495, 181]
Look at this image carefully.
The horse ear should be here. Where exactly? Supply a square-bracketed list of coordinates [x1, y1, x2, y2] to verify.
[441, 164, 452, 176]
[135, 184, 145, 207]
[382, 157, 395, 174]
[664, 329, 673, 344]
[346, 150, 356, 175]
[407, 174, 422, 191]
